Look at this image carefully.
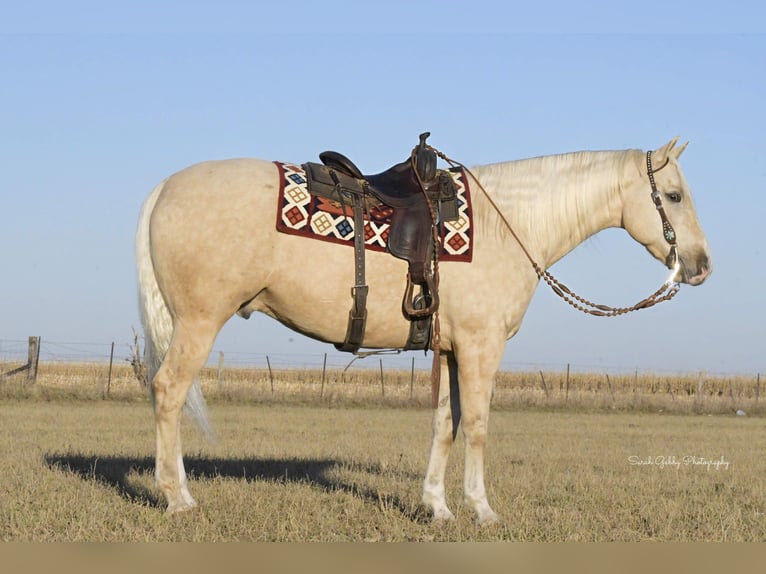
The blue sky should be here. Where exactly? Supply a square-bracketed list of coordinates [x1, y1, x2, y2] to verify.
[1, 4, 764, 375]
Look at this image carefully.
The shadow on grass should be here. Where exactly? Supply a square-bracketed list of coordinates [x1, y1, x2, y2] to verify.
[44, 453, 425, 521]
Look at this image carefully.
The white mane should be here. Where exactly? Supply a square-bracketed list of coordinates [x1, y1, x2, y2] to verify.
[470, 150, 636, 265]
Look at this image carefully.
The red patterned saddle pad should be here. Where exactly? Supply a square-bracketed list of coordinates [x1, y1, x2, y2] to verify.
[274, 162, 473, 262]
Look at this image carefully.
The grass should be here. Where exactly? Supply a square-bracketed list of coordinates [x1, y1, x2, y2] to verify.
[1, 395, 765, 541]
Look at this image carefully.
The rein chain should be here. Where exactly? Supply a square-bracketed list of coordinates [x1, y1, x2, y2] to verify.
[425, 146, 682, 318]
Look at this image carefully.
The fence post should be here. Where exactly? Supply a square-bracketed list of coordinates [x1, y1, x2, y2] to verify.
[410, 357, 415, 400]
[320, 353, 327, 399]
[266, 355, 274, 394]
[565, 363, 570, 403]
[107, 341, 115, 396]
[756, 373, 760, 403]
[217, 351, 225, 389]
[539, 370, 549, 399]
[379, 359, 385, 398]
[27, 336, 40, 385]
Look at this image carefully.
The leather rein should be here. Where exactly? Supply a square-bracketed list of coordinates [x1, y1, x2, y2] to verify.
[427, 146, 682, 317]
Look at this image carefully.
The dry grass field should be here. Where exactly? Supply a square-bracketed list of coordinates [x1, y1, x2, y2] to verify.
[1, 362, 765, 541]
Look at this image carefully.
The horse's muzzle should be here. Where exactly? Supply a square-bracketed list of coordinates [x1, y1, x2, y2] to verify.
[680, 253, 712, 286]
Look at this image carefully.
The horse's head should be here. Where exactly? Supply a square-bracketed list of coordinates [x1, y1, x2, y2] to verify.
[621, 137, 712, 286]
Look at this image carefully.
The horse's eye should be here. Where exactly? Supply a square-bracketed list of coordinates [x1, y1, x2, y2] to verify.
[666, 192, 682, 203]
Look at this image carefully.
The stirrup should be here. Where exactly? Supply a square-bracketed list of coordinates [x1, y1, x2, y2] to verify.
[402, 274, 439, 319]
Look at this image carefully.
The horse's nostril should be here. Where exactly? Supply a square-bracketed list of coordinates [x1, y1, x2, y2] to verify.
[689, 257, 712, 286]
[699, 257, 711, 277]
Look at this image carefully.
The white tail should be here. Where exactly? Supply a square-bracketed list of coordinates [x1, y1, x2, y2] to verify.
[135, 180, 213, 438]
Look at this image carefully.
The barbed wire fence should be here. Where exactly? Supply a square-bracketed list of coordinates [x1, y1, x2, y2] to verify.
[0, 336, 762, 409]
[0, 335, 762, 376]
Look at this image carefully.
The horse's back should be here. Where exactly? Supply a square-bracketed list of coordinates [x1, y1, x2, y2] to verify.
[152, 157, 280, 242]
[158, 157, 278, 205]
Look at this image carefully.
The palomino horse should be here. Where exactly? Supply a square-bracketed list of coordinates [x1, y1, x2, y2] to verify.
[136, 137, 711, 522]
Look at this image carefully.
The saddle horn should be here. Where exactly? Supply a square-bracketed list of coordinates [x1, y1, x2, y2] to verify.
[414, 132, 437, 182]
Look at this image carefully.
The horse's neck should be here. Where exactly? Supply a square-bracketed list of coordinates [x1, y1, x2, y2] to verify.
[472, 150, 633, 268]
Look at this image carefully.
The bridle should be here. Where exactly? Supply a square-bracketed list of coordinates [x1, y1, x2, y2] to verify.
[427, 146, 683, 317]
[646, 150, 680, 271]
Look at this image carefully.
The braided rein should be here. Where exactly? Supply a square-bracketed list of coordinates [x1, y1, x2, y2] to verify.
[428, 146, 682, 317]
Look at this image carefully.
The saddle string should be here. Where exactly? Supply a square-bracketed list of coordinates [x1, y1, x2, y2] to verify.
[409, 146, 442, 408]
[426, 146, 682, 317]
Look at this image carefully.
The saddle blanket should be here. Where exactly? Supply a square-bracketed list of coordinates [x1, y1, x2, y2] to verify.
[274, 161, 473, 262]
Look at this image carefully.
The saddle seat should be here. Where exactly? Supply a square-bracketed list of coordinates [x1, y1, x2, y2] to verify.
[319, 139, 436, 208]
[315, 134, 456, 283]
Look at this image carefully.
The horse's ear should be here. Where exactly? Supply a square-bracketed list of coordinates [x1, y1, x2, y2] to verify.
[672, 140, 689, 159]
[654, 136, 681, 164]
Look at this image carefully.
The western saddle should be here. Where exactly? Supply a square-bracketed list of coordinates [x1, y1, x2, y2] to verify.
[303, 133, 459, 353]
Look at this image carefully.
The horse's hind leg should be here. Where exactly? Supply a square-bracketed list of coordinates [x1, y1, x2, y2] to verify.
[152, 317, 219, 513]
[422, 352, 461, 521]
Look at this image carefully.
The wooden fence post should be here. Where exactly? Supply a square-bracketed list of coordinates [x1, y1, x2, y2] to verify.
[410, 357, 415, 400]
[107, 341, 115, 396]
[756, 373, 760, 403]
[27, 336, 40, 385]
[379, 359, 385, 397]
[565, 363, 570, 402]
[320, 353, 327, 398]
[266, 355, 274, 394]
[217, 351, 225, 389]
[539, 370, 549, 399]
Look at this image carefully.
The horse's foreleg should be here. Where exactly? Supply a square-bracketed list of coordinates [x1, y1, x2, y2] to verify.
[152, 319, 218, 513]
[457, 341, 503, 524]
[422, 352, 460, 521]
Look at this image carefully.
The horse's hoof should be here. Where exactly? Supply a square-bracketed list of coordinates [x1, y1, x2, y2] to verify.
[165, 501, 199, 516]
[413, 503, 455, 524]
[430, 507, 456, 523]
[476, 510, 501, 526]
